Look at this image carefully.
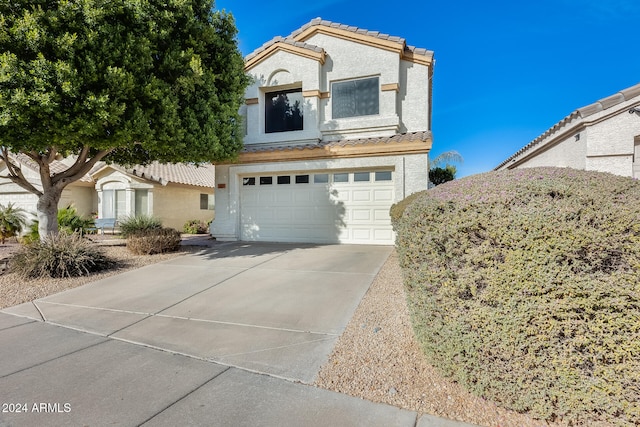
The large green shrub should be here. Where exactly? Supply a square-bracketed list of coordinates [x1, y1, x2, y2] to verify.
[126, 228, 182, 255]
[118, 215, 162, 238]
[392, 167, 640, 425]
[11, 233, 115, 278]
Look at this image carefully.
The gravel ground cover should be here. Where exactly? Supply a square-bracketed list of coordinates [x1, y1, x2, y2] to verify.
[0, 239, 194, 310]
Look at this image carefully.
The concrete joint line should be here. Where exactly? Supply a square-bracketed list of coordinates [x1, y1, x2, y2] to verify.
[0, 317, 35, 332]
[32, 301, 46, 322]
[138, 366, 232, 426]
[154, 313, 341, 337]
[218, 336, 335, 358]
[35, 301, 151, 316]
[152, 248, 293, 317]
[0, 340, 108, 379]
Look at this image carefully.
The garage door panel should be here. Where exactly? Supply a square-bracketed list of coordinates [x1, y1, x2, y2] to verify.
[240, 171, 395, 245]
[352, 190, 372, 202]
[352, 209, 371, 221]
[374, 189, 393, 202]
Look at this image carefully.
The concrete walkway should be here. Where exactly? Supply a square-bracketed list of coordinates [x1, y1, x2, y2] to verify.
[0, 241, 477, 427]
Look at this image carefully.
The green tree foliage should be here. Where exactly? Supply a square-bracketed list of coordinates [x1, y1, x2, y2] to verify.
[0, 202, 28, 243]
[428, 165, 456, 186]
[429, 150, 463, 186]
[0, 1, 249, 238]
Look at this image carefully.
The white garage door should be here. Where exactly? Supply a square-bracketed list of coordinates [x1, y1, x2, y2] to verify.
[240, 170, 394, 244]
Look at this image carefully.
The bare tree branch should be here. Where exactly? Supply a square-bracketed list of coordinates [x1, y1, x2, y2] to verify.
[0, 149, 43, 196]
[52, 147, 114, 188]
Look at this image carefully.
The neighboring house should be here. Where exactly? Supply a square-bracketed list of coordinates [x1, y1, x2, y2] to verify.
[91, 162, 216, 230]
[211, 18, 434, 245]
[495, 82, 640, 177]
[0, 154, 216, 231]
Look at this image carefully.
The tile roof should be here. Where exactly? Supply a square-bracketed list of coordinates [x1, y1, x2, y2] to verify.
[245, 17, 434, 65]
[495, 82, 640, 170]
[241, 131, 432, 154]
[4, 153, 215, 189]
[123, 162, 215, 188]
[8, 153, 94, 183]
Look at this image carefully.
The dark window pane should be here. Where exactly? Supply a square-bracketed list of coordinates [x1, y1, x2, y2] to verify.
[277, 176, 291, 184]
[243, 177, 255, 186]
[295, 175, 309, 184]
[375, 171, 392, 181]
[354, 172, 370, 182]
[260, 176, 273, 185]
[265, 89, 303, 133]
[200, 194, 208, 210]
[332, 77, 379, 119]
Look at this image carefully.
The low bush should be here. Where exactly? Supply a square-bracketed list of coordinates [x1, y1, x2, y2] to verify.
[118, 214, 162, 238]
[23, 206, 96, 242]
[392, 167, 640, 425]
[0, 203, 28, 244]
[183, 219, 209, 234]
[10, 233, 115, 278]
[58, 205, 95, 235]
[126, 227, 182, 255]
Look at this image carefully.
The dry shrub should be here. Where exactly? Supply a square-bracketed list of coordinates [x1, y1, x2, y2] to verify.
[10, 233, 115, 278]
[126, 227, 181, 255]
[392, 167, 640, 425]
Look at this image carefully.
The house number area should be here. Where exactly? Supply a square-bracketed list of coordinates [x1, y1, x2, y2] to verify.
[2, 402, 71, 413]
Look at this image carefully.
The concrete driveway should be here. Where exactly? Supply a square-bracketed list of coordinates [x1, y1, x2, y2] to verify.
[1, 242, 477, 427]
[3, 242, 392, 383]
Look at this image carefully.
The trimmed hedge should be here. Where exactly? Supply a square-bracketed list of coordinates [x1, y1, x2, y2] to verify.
[392, 167, 640, 425]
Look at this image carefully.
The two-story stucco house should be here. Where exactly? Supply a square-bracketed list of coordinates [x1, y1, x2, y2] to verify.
[210, 18, 434, 245]
[495, 82, 640, 176]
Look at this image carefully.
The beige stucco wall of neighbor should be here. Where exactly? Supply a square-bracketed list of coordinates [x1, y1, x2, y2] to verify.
[514, 134, 587, 170]
[152, 184, 214, 231]
[210, 154, 428, 241]
[497, 85, 640, 177]
[60, 185, 96, 217]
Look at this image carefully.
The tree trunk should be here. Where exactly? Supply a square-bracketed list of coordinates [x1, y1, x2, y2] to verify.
[37, 188, 62, 239]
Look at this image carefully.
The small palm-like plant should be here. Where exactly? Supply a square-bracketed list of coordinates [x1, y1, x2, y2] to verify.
[0, 203, 28, 244]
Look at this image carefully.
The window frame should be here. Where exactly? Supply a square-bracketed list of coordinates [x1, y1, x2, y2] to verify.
[331, 76, 380, 120]
[264, 87, 304, 133]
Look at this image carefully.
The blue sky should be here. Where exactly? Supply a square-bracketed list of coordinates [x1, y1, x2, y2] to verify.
[214, 0, 640, 177]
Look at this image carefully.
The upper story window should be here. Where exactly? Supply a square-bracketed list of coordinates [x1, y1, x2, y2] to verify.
[265, 88, 303, 133]
[332, 77, 379, 119]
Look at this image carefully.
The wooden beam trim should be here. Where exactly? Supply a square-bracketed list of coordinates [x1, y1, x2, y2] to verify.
[245, 98, 259, 105]
[381, 83, 399, 92]
[237, 140, 432, 164]
[245, 42, 325, 71]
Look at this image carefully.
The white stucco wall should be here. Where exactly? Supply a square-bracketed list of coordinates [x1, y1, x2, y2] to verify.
[242, 31, 432, 146]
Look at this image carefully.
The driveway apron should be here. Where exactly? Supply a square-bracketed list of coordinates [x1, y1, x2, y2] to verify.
[3, 242, 392, 384]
